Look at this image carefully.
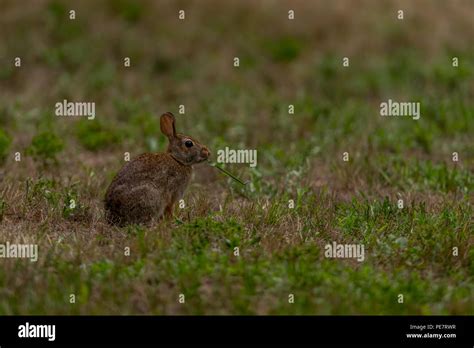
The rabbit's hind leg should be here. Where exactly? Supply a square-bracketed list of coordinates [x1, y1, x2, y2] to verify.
[164, 204, 174, 219]
[124, 185, 166, 223]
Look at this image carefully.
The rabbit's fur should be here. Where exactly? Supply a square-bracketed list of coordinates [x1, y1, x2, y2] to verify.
[104, 112, 210, 225]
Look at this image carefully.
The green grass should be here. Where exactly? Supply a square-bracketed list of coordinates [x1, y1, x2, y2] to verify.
[0, 128, 12, 164]
[0, 196, 471, 314]
[26, 131, 64, 165]
[76, 119, 123, 151]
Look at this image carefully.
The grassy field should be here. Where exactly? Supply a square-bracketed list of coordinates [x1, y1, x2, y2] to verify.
[0, 0, 473, 314]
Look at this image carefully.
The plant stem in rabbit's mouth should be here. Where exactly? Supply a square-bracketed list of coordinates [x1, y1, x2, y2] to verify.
[208, 162, 249, 186]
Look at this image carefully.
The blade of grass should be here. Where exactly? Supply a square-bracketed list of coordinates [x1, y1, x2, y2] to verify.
[208, 162, 249, 186]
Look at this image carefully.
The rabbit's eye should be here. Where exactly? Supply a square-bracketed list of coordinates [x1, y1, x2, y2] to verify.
[185, 140, 194, 148]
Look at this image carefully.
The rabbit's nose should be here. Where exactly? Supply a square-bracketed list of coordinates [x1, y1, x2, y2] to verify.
[202, 148, 211, 158]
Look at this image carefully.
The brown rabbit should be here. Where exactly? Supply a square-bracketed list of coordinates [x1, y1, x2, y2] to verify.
[104, 112, 210, 225]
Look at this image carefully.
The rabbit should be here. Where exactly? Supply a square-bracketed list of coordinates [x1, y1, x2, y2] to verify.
[104, 112, 211, 225]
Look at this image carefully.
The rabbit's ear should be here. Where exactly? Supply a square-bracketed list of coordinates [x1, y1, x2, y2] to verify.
[160, 112, 176, 139]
